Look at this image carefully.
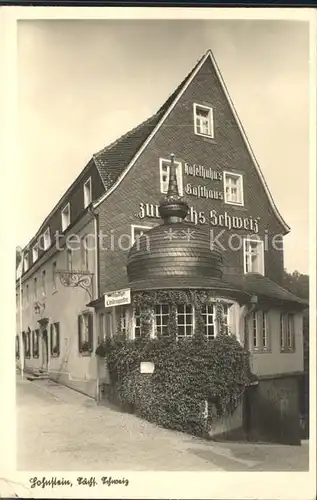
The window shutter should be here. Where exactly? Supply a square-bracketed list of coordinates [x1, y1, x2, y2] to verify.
[88, 313, 93, 350]
[55, 323, 60, 356]
[78, 315, 82, 352]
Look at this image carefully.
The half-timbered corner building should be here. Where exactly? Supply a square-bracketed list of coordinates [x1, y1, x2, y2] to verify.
[16, 49, 307, 443]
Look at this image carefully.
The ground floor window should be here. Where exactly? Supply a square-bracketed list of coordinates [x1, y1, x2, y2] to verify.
[78, 312, 93, 355]
[201, 302, 231, 339]
[23, 330, 31, 358]
[251, 310, 269, 351]
[176, 304, 194, 338]
[280, 313, 295, 352]
[50, 322, 60, 357]
[32, 329, 40, 358]
[154, 304, 169, 337]
[16, 335, 20, 359]
[134, 306, 141, 338]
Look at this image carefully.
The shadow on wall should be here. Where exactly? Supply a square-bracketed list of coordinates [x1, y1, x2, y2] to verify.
[248, 378, 301, 446]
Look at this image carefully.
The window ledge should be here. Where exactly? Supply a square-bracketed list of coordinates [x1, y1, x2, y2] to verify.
[280, 348, 295, 354]
[252, 348, 271, 354]
[224, 200, 245, 207]
[79, 350, 92, 357]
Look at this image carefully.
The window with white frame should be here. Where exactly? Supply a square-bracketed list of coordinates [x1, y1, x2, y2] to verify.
[154, 304, 169, 337]
[159, 158, 183, 196]
[32, 244, 39, 263]
[280, 313, 295, 352]
[134, 306, 141, 338]
[243, 238, 264, 275]
[119, 306, 127, 336]
[61, 203, 71, 231]
[23, 253, 29, 272]
[224, 172, 244, 206]
[176, 304, 193, 338]
[84, 177, 92, 208]
[193, 103, 214, 138]
[43, 228, 51, 250]
[131, 225, 153, 247]
[202, 303, 230, 338]
[251, 310, 269, 351]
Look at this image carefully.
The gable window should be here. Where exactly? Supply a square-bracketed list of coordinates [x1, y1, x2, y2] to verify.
[243, 238, 264, 275]
[50, 322, 60, 357]
[23, 253, 29, 273]
[251, 311, 269, 351]
[78, 312, 93, 355]
[224, 172, 244, 206]
[43, 228, 51, 250]
[84, 177, 92, 208]
[32, 330, 39, 358]
[280, 313, 295, 353]
[176, 304, 193, 338]
[32, 244, 39, 263]
[159, 158, 183, 196]
[154, 304, 169, 337]
[193, 103, 214, 138]
[61, 203, 71, 231]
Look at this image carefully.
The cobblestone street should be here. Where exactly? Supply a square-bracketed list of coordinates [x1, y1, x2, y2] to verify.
[17, 375, 309, 471]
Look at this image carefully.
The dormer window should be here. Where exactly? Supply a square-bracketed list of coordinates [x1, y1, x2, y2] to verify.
[159, 158, 183, 196]
[61, 203, 71, 231]
[32, 244, 39, 263]
[43, 228, 51, 250]
[224, 172, 244, 206]
[23, 252, 29, 272]
[193, 103, 214, 138]
[84, 177, 92, 208]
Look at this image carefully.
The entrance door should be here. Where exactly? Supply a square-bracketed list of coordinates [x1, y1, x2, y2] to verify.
[42, 329, 49, 371]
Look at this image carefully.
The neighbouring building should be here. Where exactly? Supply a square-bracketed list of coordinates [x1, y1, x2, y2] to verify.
[16, 50, 307, 443]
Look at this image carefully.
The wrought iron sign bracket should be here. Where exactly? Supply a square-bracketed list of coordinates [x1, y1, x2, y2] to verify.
[56, 270, 94, 299]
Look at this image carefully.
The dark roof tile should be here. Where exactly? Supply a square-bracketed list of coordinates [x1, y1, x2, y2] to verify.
[92, 52, 208, 192]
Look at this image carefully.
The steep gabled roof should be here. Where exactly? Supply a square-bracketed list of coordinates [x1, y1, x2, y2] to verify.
[92, 50, 290, 234]
[92, 53, 206, 191]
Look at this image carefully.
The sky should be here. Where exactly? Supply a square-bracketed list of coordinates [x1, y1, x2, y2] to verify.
[17, 19, 310, 274]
